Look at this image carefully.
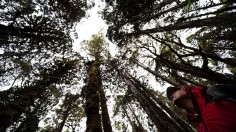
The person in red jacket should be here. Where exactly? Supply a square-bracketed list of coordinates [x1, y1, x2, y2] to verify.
[166, 85, 236, 132]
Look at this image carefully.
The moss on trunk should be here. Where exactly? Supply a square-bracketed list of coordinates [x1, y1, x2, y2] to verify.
[85, 60, 102, 132]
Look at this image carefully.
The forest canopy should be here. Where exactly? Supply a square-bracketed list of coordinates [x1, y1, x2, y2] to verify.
[0, 0, 236, 131]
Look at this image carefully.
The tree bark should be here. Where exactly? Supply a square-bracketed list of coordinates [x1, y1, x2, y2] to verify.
[0, 61, 73, 131]
[124, 12, 236, 37]
[132, 76, 195, 132]
[121, 72, 183, 132]
[99, 85, 112, 132]
[127, 104, 146, 132]
[85, 60, 102, 132]
[131, 59, 179, 86]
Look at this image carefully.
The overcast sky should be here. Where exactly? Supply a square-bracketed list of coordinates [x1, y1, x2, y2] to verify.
[72, 1, 168, 92]
[73, 1, 108, 52]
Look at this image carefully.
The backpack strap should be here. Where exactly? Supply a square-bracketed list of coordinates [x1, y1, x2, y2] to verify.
[207, 84, 236, 104]
[189, 90, 209, 132]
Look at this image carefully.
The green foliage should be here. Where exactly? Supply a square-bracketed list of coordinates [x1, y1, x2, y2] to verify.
[115, 121, 122, 130]
[187, 0, 192, 13]
[81, 33, 109, 61]
[38, 125, 55, 132]
[0, 0, 89, 131]
[1, 0, 236, 131]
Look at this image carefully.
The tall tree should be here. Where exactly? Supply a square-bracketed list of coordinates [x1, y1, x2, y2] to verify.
[83, 60, 103, 132]
[0, 1, 90, 131]
[108, 59, 194, 131]
[55, 93, 83, 132]
[103, 0, 235, 44]
[0, 58, 80, 131]
[81, 34, 112, 132]
[0, 0, 91, 86]
[102, 0, 236, 86]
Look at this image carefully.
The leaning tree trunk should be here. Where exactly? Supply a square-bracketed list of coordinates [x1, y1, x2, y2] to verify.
[0, 61, 74, 132]
[14, 108, 40, 132]
[121, 105, 137, 131]
[124, 12, 236, 37]
[127, 104, 146, 132]
[56, 94, 75, 132]
[121, 71, 189, 132]
[130, 75, 195, 132]
[85, 60, 102, 132]
[131, 59, 178, 86]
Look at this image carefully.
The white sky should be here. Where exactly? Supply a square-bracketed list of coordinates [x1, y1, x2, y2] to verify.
[72, 1, 167, 93]
[70, 3, 166, 131]
[73, 1, 109, 54]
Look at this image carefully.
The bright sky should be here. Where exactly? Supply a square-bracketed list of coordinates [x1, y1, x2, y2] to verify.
[73, 1, 108, 53]
[45, 1, 169, 131]
[72, 1, 167, 92]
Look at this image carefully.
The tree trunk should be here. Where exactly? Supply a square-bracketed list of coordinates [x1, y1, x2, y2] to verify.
[127, 104, 146, 132]
[159, 57, 234, 83]
[56, 103, 71, 132]
[131, 75, 195, 132]
[0, 62, 72, 131]
[124, 12, 236, 37]
[85, 60, 102, 132]
[98, 66, 112, 132]
[132, 59, 178, 86]
[121, 105, 136, 131]
[14, 109, 39, 132]
[122, 72, 183, 132]
[99, 87, 113, 132]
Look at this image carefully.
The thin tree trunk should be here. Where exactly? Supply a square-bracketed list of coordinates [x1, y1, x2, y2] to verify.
[124, 12, 236, 37]
[56, 107, 71, 132]
[123, 77, 163, 131]
[99, 86, 112, 132]
[159, 56, 234, 83]
[121, 105, 133, 127]
[14, 109, 39, 132]
[132, 59, 178, 86]
[57, 116, 67, 132]
[123, 73, 183, 132]
[131, 76, 195, 132]
[133, 58, 234, 84]
[149, 33, 236, 67]
[117, 0, 198, 27]
[127, 104, 146, 132]
[0, 62, 72, 131]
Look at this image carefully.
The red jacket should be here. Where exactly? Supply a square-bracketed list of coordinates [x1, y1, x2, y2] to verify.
[178, 86, 236, 132]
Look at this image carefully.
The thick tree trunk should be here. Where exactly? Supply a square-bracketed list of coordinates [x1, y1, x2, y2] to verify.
[85, 60, 102, 132]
